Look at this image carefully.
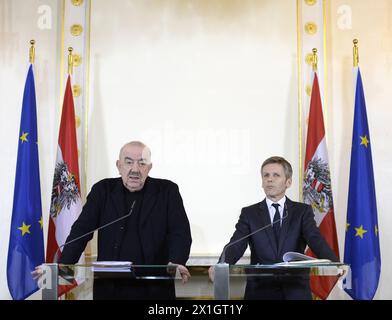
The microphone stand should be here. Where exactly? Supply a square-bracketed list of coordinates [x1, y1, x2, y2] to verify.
[214, 203, 288, 300]
[220, 204, 288, 264]
[41, 201, 136, 300]
[53, 200, 136, 263]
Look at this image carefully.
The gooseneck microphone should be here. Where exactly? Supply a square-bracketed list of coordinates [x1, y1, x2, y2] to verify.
[53, 200, 136, 263]
[219, 203, 288, 264]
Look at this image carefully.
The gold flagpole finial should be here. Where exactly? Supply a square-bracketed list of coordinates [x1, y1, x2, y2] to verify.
[68, 47, 74, 75]
[29, 40, 35, 64]
[353, 39, 359, 67]
[312, 48, 318, 72]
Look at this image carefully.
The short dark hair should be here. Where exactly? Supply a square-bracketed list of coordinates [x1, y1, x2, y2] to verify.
[261, 156, 293, 179]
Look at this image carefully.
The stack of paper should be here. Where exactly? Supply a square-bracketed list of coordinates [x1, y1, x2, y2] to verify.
[281, 252, 331, 265]
[92, 261, 132, 272]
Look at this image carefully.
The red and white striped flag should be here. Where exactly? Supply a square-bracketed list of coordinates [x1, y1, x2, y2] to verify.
[303, 72, 340, 299]
[46, 75, 83, 295]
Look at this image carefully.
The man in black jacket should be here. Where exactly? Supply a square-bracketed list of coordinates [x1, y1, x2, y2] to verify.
[59, 141, 192, 299]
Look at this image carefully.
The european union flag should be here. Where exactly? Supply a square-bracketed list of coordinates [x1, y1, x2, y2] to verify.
[344, 68, 381, 300]
[7, 65, 45, 300]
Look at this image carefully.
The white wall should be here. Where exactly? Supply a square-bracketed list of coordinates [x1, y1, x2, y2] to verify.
[0, 0, 391, 300]
[87, 0, 299, 255]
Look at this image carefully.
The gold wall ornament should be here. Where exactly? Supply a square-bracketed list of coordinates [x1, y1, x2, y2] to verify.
[304, 0, 317, 5]
[70, 24, 83, 36]
[305, 84, 312, 96]
[304, 22, 317, 35]
[73, 84, 81, 97]
[305, 53, 314, 66]
[73, 54, 82, 66]
[75, 115, 81, 128]
[71, 0, 83, 6]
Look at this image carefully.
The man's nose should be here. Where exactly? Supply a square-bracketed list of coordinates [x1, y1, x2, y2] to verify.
[130, 163, 140, 172]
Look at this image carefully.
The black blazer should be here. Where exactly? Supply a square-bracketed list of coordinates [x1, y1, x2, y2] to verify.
[221, 197, 338, 300]
[60, 176, 192, 299]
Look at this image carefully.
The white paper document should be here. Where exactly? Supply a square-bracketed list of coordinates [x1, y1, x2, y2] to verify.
[275, 252, 331, 265]
[92, 261, 132, 272]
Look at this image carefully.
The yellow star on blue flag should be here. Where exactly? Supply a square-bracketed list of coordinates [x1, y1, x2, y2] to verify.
[18, 222, 31, 236]
[360, 135, 369, 148]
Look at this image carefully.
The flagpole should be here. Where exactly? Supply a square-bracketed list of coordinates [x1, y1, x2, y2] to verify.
[312, 48, 318, 72]
[7, 39, 45, 300]
[353, 39, 359, 67]
[68, 47, 74, 75]
[344, 38, 381, 300]
[29, 40, 35, 64]
[352, 40, 359, 96]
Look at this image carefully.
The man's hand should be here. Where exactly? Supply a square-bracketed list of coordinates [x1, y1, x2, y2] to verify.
[208, 266, 214, 282]
[168, 262, 191, 283]
[31, 265, 43, 281]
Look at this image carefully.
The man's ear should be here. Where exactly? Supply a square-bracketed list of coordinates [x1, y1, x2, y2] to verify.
[116, 160, 120, 172]
[286, 178, 292, 188]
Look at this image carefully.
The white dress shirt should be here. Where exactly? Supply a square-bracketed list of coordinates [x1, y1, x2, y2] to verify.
[266, 196, 286, 227]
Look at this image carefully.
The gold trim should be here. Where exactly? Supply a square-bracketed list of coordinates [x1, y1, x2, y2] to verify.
[305, 53, 314, 66]
[305, 22, 318, 35]
[73, 53, 82, 66]
[75, 115, 81, 128]
[297, 0, 303, 199]
[305, 0, 317, 5]
[72, 84, 81, 97]
[71, 0, 83, 6]
[305, 84, 312, 96]
[70, 24, 83, 36]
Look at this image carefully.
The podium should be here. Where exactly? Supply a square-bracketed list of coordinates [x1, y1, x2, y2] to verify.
[40, 262, 348, 300]
[213, 262, 349, 299]
[40, 263, 183, 300]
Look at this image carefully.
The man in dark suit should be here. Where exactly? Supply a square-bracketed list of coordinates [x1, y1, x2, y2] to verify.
[210, 156, 338, 300]
[59, 141, 192, 299]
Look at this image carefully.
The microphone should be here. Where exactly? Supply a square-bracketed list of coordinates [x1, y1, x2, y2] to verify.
[53, 200, 136, 263]
[219, 203, 288, 264]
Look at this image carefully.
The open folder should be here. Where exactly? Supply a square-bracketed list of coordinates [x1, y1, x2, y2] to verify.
[274, 252, 331, 265]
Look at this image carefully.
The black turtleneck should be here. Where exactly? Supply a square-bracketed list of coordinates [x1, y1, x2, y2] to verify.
[119, 185, 145, 264]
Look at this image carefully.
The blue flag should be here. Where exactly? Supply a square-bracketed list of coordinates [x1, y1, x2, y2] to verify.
[7, 64, 45, 300]
[344, 68, 381, 300]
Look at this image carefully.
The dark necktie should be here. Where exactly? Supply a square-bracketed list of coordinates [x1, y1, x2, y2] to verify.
[272, 203, 281, 242]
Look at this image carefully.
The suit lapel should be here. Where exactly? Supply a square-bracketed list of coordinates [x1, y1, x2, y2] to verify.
[259, 200, 278, 254]
[109, 178, 126, 218]
[139, 177, 158, 226]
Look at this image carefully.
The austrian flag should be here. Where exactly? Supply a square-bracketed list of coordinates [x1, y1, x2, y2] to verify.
[303, 73, 340, 299]
[46, 75, 83, 296]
